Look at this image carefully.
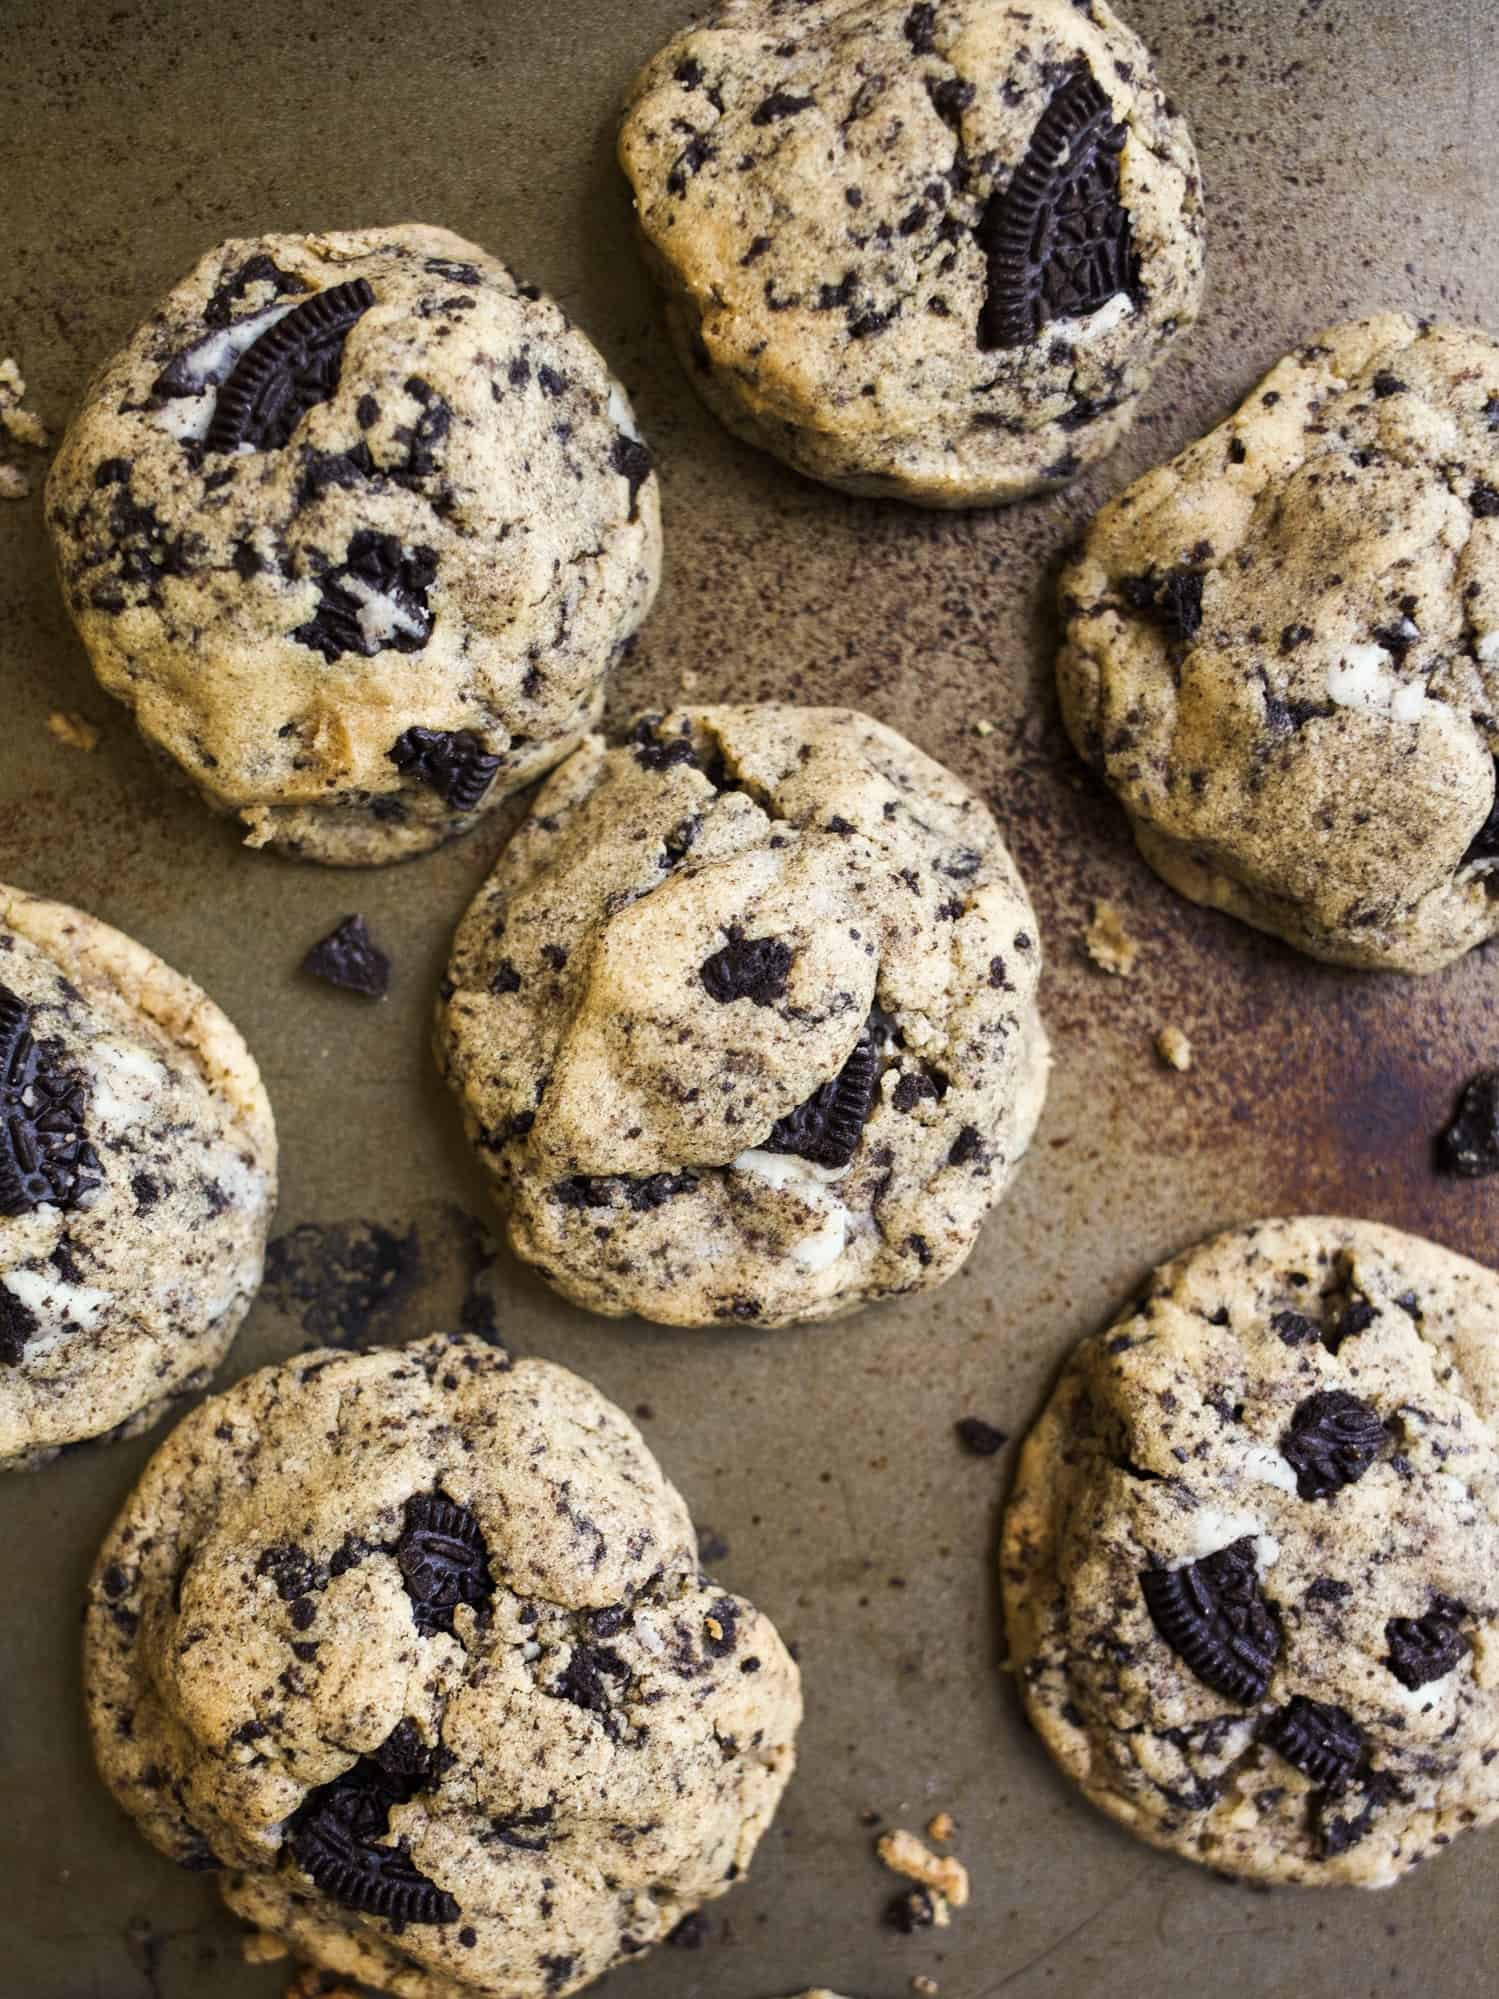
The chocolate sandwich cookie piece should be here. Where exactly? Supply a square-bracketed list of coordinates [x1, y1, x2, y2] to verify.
[0, 883, 276, 1471]
[1058, 315, 1499, 973]
[84, 1334, 801, 1999]
[437, 704, 1049, 1328]
[1003, 1217, 1499, 1887]
[46, 225, 661, 865]
[619, 0, 1202, 505]
[302, 913, 391, 998]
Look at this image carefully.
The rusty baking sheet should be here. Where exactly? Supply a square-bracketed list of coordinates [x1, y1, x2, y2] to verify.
[3, 1, 1498, 1995]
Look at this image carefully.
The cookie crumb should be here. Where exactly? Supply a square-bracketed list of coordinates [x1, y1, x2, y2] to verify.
[1085, 900, 1140, 976]
[877, 1827, 970, 1908]
[1436, 1070, 1499, 1178]
[678, 667, 700, 692]
[913, 1978, 941, 1996]
[0, 461, 28, 500]
[955, 1415, 1007, 1456]
[0, 357, 47, 450]
[926, 1810, 955, 1842]
[1156, 1024, 1193, 1071]
[241, 1932, 288, 1965]
[47, 710, 100, 753]
[284, 1970, 360, 1998]
[302, 914, 392, 999]
[973, 717, 995, 737]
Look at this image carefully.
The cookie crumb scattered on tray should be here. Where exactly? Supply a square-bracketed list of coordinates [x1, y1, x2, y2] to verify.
[1085, 900, 1140, 976]
[926, 1810, 955, 1842]
[0, 356, 48, 499]
[912, 1978, 941, 1997]
[1156, 1024, 1192, 1071]
[955, 1416, 1007, 1456]
[973, 717, 995, 737]
[877, 1827, 970, 1908]
[47, 710, 100, 753]
[0, 461, 28, 500]
[241, 1931, 288, 1965]
[302, 913, 392, 999]
[1436, 1070, 1499, 1178]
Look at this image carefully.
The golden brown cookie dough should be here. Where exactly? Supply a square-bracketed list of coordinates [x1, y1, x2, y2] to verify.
[1059, 315, 1499, 971]
[0, 884, 276, 1470]
[437, 705, 1048, 1327]
[85, 1334, 801, 1999]
[619, 0, 1204, 505]
[46, 225, 661, 864]
[1004, 1216, 1499, 1887]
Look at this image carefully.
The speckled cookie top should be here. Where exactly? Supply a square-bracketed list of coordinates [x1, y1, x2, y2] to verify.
[1003, 1218, 1499, 1888]
[1058, 314, 1499, 971]
[85, 1334, 801, 1999]
[619, 0, 1203, 503]
[0, 884, 276, 1470]
[46, 225, 661, 863]
[438, 705, 1047, 1327]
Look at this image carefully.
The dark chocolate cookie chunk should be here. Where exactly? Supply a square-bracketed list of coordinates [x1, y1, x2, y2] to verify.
[0, 1282, 39, 1367]
[205, 280, 375, 455]
[287, 1750, 460, 1924]
[1386, 1598, 1468, 1689]
[699, 930, 793, 1006]
[1140, 1537, 1281, 1704]
[388, 727, 502, 813]
[1281, 1390, 1387, 1500]
[1117, 565, 1205, 644]
[978, 65, 1138, 352]
[302, 915, 392, 999]
[0, 982, 102, 1216]
[1263, 1696, 1365, 1791]
[395, 1491, 494, 1634]
[1436, 1070, 1499, 1179]
[293, 531, 437, 664]
[765, 1019, 882, 1167]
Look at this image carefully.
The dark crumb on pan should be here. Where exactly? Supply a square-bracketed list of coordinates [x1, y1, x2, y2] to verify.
[1435, 1070, 1499, 1178]
[955, 1416, 1008, 1456]
[302, 914, 391, 998]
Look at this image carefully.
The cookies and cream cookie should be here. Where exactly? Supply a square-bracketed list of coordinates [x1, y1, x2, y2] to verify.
[1003, 1217, 1499, 1887]
[84, 1334, 801, 1999]
[0, 884, 275, 1470]
[619, 0, 1204, 505]
[437, 705, 1048, 1327]
[46, 225, 661, 864]
[1058, 315, 1499, 971]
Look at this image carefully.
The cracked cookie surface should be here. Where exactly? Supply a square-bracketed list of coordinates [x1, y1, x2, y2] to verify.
[0, 884, 276, 1470]
[619, 0, 1203, 506]
[437, 705, 1048, 1327]
[1058, 315, 1499, 971]
[85, 1333, 800, 1999]
[1003, 1217, 1499, 1887]
[46, 225, 661, 864]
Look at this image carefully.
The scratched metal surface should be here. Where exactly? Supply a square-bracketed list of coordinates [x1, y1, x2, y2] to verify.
[2, 1, 1498, 1994]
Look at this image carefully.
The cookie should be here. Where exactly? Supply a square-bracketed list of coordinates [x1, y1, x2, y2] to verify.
[85, 1334, 801, 1999]
[1002, 1217, 1499, 1887]
[1058, 315, 1499, 972]
[46, 226, 661, 864]
[437, 705, 1048, 1327]
[0, 884, 275, 1470]
[619, 0, 1203, 506]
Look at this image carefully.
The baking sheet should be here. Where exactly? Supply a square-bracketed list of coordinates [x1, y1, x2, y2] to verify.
[3, 1, 1498, 1993]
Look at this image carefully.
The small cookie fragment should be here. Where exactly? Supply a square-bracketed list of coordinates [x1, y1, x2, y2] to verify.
[926, 1810, 955, 1842]
[46, 710, 100, 752]
[1156, 1024, 1192, 1071]
[1436, 1070, 1499, 1178]
[0, 356, 48, 499]
[241, 1931, 289, 1965]
[876, 1827, 970, 1908]
[1003, 1215, 1499, 1887]
[0, 462, 28, 500]
[301, 914, 391, 998]
[955, 1416, 1007, 1456]
[1085, 900, 1140, 976]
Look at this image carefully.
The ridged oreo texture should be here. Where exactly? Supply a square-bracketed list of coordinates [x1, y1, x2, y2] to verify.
[46, 226, 662, 864]
[0, 884, 276, 1470]
[84, 1335, 801, 1999]
[619, 0, 1203, 506]
[1058, 315, 1499, 971]
[437, 706, 1049, 1328]
[1003, 1217, 1499, 1887]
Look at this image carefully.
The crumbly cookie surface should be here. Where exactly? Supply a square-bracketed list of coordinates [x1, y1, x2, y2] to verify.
[1058, 315, 1499, 971]
[46, 225, 661, 864]
[619, 0, 1203, 506]
[0, 884, 275, 1470]
[85, 1334, 801, 1999]
[437, 705, 1048, 1327]
[1003, 1217, 1499, 1887]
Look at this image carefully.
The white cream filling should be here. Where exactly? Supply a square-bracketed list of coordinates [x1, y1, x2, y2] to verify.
[731, 1147, 852, 1272]
[1325, 643, 1434, 723]
[340, 573, 431, 651]
[608, 382, 642, 441]
[1051, 291, 1135, 344]
[1239, 1442, 1301, 1496]
[4, 1266, 112, 1330]
[89, 1038, 168, 1133]
[1476, 630, 1499, 663]
[1175, 1503, 1279, 1572]
[153, 300, 299, 444]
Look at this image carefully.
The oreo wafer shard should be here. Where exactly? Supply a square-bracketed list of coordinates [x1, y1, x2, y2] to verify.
[699, 930, 793, 1006]
[387, 727, 502, 812]
[0, 982, 101, 1216]
[977, 65, 1138, 351]
[1386, 1597, 1468, 1689]
[1262, 1695, 1364, 1791]
[293, 531, 436, 664]
[396, 1491, 494, 1633]
[287, 1757, 459, 1924]
[205, 279, 375, 454]
[1281, 1389, 1386, 1500]
[1140, 1537, 1281, 1704]
[0, 1283, 38, 1367]
[766, 1018, 881, 1168]
[302, 915, 391, 999]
